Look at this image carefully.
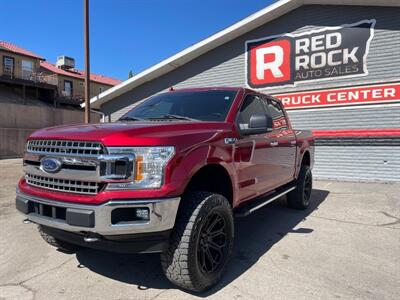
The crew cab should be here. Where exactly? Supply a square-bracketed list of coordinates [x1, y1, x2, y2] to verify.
[16, 87, 314, 292]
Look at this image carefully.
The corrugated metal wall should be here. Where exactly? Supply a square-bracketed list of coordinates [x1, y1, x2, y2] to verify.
[102, 5, 400, 182]
[288, 106, 400, 130]
[314, 146, 400, 182]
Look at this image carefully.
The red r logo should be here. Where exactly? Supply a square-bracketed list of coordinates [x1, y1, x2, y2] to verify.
[247, 38, 292, 88]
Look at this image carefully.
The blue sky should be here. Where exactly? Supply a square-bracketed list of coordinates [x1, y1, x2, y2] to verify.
[3, 0, 275, 80]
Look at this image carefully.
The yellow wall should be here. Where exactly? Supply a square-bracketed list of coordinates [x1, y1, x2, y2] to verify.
[0, 51, 40, 78]
[56, 75, 113, 100]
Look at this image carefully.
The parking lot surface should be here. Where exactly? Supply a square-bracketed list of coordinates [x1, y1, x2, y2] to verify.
[0, 159, 399, 300]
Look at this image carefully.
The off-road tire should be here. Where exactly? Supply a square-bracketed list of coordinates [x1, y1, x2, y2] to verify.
[287, 165, 312, 210]
[161, 192, 234, 292]
[38, 226, 81, 253]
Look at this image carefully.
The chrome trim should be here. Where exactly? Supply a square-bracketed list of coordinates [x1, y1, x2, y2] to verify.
[245, 186, 296, 215]
[24, 152, 99, 164]
[26, 140, 106, 156]
[97, 154, 135, 180]
[16, 190, 181, 235]
[24, 140, 138, 194]
[23, 154, 135, 183]
[60, 156, 98, 166]
[224, 137, 238, 145]
[24, 165, 99, 182]
[25, 174, 101, 195]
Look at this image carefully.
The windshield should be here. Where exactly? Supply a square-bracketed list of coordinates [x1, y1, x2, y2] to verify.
[120, 90, 237, 122]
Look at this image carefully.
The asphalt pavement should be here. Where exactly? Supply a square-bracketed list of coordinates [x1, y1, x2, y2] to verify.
[1, 159, 399, 300]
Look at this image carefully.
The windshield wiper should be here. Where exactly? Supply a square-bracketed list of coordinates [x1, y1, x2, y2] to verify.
[119, 116, 144, 121]
[147, 114, 199, 121]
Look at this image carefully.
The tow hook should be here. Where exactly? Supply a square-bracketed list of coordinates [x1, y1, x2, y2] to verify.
[83, 233, 100, 243]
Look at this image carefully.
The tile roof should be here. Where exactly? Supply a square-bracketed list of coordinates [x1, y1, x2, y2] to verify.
[40, 61, 121, 86]
[0, 41, 44, 60]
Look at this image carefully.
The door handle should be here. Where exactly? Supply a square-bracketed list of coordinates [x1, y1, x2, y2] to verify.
[224, 137, 238, 145]
[270, 141, 279, 147]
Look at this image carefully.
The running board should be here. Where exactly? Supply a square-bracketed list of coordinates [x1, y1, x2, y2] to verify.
[235, 184, 296, 217]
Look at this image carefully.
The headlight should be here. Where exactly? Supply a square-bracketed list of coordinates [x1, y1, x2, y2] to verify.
[106, 146, 175, 190]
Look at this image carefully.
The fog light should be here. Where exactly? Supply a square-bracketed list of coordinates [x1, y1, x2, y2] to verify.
[111, 207, 150, 224]
[136, 208, 149, 220]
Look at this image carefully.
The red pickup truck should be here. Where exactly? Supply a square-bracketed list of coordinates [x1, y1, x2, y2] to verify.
[16, 87, 314, 292]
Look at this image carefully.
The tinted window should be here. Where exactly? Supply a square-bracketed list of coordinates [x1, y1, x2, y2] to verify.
[121, 90, 237, 122]
[267, 99, 288, 130]
[237, 95, 265, 130]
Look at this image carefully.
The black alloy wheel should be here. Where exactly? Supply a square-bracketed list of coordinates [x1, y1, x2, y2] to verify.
[287, 165, 313, 210]
[303, 169, 312, 206]
[197, 211, 228, 274]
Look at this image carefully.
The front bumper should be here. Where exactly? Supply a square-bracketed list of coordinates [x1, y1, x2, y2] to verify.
[16, 189, 180, 236]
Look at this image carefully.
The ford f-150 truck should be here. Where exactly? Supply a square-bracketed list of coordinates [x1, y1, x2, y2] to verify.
[16, 87, 314, 292]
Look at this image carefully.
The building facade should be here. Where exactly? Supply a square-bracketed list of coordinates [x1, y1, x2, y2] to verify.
[0, 41, 57, 102]
[0, 42, 120, 158]
[0, 41, 43, 81]
[40, 61, 121, 106]
[90, 1, 400, 182]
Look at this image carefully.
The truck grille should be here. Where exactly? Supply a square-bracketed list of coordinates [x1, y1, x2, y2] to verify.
[26, 140, 105, 156]
[25, 174, 102, 195]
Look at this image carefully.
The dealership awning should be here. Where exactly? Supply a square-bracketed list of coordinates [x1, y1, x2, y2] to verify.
[86, 0, 400, 109]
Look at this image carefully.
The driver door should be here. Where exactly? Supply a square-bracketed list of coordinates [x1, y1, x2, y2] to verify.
[235, 94, 277, 203]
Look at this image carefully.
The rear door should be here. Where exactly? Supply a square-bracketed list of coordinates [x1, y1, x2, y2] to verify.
[265, 97, 297, 186]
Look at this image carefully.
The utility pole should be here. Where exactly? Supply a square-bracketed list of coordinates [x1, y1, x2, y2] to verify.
[84, 0, 91, 123]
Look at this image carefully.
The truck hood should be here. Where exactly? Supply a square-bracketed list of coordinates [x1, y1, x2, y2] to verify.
[29, 121, 234, 150]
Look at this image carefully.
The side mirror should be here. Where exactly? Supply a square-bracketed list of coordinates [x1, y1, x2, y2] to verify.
[242, 114, 273, 135]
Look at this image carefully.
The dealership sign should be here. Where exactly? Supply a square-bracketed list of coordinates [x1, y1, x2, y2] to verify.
[246, 20, 375, 89]
[273, 82, 400, 110]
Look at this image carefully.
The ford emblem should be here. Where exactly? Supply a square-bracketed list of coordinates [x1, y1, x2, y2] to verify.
[40, 157, 62, 173]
